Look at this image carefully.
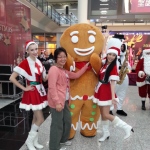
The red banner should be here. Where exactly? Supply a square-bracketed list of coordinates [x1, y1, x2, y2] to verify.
[0, 0, 31, 64]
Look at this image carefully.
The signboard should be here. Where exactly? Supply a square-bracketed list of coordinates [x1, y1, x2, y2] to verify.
[0, 0, 31, 64]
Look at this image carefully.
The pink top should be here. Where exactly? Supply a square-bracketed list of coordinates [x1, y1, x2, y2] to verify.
[48, 65, 88, 108]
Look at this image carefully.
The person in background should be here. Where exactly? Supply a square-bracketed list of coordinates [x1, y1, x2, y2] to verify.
[136, 49, 150, 110]
[115, 38, 131, 116]
[129, 44, 135, 67]
[9, 41, 48, 150]
[48, 47, 89, 150]
[132, 55, 139, 72]
[93, 47, 134, 142]
[107, 35, 131, 116]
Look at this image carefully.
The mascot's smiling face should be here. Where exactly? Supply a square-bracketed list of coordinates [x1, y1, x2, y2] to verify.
[60, 23, 104, 62]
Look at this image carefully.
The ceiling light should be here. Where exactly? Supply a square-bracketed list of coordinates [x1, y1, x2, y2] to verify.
[100, 0, 109, 2]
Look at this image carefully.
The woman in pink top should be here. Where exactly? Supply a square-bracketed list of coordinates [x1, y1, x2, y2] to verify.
[48, 47, 89, 150]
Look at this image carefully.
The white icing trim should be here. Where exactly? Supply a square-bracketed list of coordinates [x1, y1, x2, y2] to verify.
[88, 30, 96, 35]
[74, 46, 95, 56]
[70, 61, 76, 72]
[70, 31, 79, 36]
[71, 121, 98, 131]
[71, 95, 94, 100]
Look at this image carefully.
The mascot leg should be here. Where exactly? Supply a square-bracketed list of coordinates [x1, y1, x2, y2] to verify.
[69, 100, 83, 139]
[80, 100, 100, 137]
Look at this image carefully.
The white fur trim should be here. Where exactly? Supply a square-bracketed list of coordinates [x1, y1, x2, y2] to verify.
[143, 49, 150, 55]
[14, 66, 35, 81]
[138, 71, 145, 78]
[102, 59, 106, 64]
[106, 38, 122, 51]
[19, 100, 48, 111]
[108, 75, 119, 82]
[107, 49, 118, 56]
[136, 81, 146, 87]
[93, 97, 112, 106]
[14, 57, 43, 81]
[26, 41, 38, 50]
[95, 82, 102, 93]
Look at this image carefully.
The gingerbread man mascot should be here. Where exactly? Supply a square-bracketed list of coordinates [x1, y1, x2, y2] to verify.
[60, 23, 104, 139]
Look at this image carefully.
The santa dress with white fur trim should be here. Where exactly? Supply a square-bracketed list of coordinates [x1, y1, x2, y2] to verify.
[93, 64, 119, 106]
[13, 57, 48, 111]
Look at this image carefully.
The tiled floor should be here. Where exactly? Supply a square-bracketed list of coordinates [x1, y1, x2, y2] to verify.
[1, 86, 150, 150]
[0, 99, 50, 150]
[19, 86, 150, 150]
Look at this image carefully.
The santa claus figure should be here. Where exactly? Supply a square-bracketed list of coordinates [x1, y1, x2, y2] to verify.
[136, 49, 150, 110]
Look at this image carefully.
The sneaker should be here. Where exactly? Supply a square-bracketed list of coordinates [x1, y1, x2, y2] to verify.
[60, 141, 72, 146]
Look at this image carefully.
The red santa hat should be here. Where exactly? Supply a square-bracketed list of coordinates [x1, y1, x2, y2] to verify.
[106, 46, 120, 57]
[143, 49, 150, 56]
[25, 40, 38, 50]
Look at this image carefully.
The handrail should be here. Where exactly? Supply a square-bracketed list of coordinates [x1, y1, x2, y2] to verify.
[27, 0, 77, 25]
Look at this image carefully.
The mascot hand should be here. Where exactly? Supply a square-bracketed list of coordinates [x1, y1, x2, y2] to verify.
[90, 53, 102, 75]
[64, 53, 75, 71]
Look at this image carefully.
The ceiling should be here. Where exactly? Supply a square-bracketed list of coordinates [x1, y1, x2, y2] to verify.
[46, 0, 150, 24]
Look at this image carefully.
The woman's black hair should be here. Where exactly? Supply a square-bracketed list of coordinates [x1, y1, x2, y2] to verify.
[54, 47, 68, 62]
[103, 55, 117, 83]
[121, 44, 126, 53]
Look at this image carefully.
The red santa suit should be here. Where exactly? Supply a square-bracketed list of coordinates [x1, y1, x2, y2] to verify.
[136, 52, 150, 98]
[93, 64, 119, 106]
[14, 57, 48, 111]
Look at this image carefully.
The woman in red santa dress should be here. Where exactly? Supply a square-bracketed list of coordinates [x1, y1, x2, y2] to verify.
[93, 47, 134, 142]
[9, 41, 47, 150]
[136, 49, 150, 110]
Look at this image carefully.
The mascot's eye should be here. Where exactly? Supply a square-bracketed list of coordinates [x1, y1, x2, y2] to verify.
[89, 35, 95, 43]
[71, 36, 78, 43]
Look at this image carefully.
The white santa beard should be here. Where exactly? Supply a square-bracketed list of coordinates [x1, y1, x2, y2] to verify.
[144, 55, 150, 76]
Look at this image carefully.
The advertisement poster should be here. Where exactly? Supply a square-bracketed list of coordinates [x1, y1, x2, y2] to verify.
[130, 0, 150, 13]
[0, 0, 31, 64]
[110, 31, 150, 68]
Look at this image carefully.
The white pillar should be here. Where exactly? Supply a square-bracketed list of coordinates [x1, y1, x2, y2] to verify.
[56, 33, 62, 48]
[78, 0, 89, 23]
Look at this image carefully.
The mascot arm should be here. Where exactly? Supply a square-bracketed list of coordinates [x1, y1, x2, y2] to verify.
[90, 53, 102, 75]
[64, 53, 75, 71]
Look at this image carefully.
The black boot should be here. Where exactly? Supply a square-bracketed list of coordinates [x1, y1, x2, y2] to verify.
[141, 101, 146, 110]
[116, 110, 127, 116]
[109, 111, 113, 115]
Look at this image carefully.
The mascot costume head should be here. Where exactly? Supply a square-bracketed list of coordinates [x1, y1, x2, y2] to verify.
[60, 23, 104, 139]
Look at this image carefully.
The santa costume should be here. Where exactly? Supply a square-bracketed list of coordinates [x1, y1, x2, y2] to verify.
[93, 47, 119, 106]
[93, 46, 134, 142]
[136, 49, 150, 110]
[13, 41, 48, 111]
[106, 34, 130, 116]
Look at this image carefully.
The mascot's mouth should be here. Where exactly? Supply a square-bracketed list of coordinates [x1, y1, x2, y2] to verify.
[74, 46, 95, 56]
